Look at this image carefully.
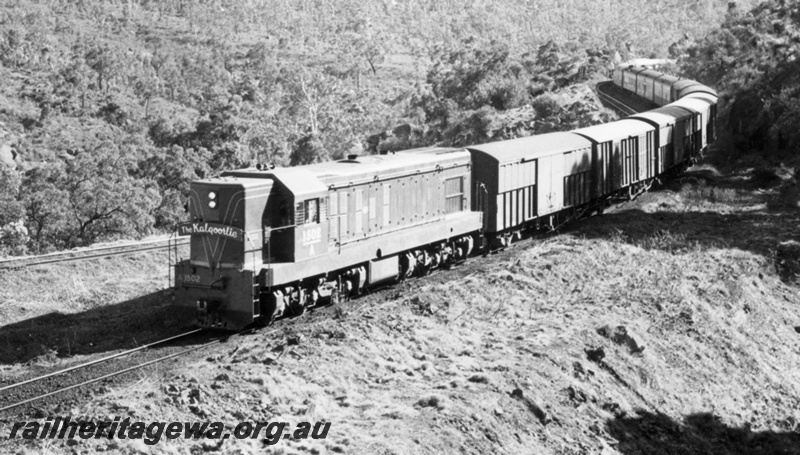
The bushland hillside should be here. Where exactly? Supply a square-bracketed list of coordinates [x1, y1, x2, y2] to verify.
[680, 0, 800, 161]
[0, 0, 757, 255]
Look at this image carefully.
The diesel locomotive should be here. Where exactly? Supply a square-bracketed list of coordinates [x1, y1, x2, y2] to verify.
[172, 65, 718, 330]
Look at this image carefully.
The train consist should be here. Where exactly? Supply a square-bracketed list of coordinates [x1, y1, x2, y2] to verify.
[172, 65, 718, 330]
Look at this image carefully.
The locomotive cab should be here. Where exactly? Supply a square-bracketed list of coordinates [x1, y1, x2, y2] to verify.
[254, 168, 329, 265]
[173, 167, 331, 328]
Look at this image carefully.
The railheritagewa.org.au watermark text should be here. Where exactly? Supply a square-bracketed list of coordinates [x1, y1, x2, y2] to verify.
[6, 416, 330, 445]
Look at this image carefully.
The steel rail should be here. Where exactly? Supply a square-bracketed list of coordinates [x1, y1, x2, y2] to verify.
[0, 329, 204, 394]
[0, 328, 273, 414]
[595, 81, 639, 117]
[0, 238, 190, 269]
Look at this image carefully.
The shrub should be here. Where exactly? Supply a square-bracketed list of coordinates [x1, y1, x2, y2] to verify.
[532, 93, 561, 118]
[484, 77, 531, 110]
[290, 134, 329, 166]
[442, 107, 497, 146]
[0, 220, 29, 256]
[751, 167, 781, 188]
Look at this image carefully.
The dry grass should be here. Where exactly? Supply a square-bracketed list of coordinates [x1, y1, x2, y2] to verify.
[680, 182, 740, 207]
[0, 249, 184, 365]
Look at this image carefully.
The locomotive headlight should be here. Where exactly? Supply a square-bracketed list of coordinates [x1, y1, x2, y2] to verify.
[208, 200, 217, 209]
[208, 191, 217, 200]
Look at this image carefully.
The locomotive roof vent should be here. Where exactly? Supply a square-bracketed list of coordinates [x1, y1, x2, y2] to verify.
[341, 155, 383, 165]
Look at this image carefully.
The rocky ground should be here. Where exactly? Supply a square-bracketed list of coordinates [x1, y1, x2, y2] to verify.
[0, 157, 799, 455]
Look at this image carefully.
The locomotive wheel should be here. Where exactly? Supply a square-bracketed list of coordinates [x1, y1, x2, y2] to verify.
[288, 299, 306, 317]
[255, 298, 278, 327]
[330, 287, 340, 306]
[254, 313, 273, 327]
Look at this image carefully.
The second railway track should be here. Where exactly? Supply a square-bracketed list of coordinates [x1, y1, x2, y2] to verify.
[0, 237, 190, 269]
[595, 80, 645, 117]
[0, 329, 231, 415]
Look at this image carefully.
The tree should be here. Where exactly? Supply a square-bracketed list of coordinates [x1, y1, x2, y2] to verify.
[53, 57, 95, 112]
[0, 168, 23, 226]
[288, 69, 342, 136]
[681, 0, 800, 151]
[62, 144, 160, 245]
[433, 39, 521, 107]
[336, 17, 389, 78]
[137, 144, 210, 228]
[85, 42, 124, 93]
[0, 167, 27, 256]
[417, 38, 533, 129]
[19, 165, 70, 251]
[19, 145, 160, 251]
[290, 133, 329, 166]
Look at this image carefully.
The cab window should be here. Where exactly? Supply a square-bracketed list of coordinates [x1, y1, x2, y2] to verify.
[304, 199, 319, 224]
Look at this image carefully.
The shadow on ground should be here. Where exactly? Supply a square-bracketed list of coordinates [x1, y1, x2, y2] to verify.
[0, 290, 198, 364]
[607, 411, 800, 455]
[569, 207, 799, 257]
[671, 167, 784, 192]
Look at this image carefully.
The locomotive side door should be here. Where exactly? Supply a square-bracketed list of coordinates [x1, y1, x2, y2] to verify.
[294, 197, 327, 260]
[262, 191, 295, 263]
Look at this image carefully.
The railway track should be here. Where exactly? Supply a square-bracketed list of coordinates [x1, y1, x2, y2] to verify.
[595, 81, 640, 117]
[0, 298, 344, 417]
[0, 237, 189, 269]
[0, 328, 264, 415]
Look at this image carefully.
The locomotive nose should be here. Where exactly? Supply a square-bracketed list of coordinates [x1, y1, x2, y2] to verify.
[196, 299, 222, 312]
[195, 299, 228, 328]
